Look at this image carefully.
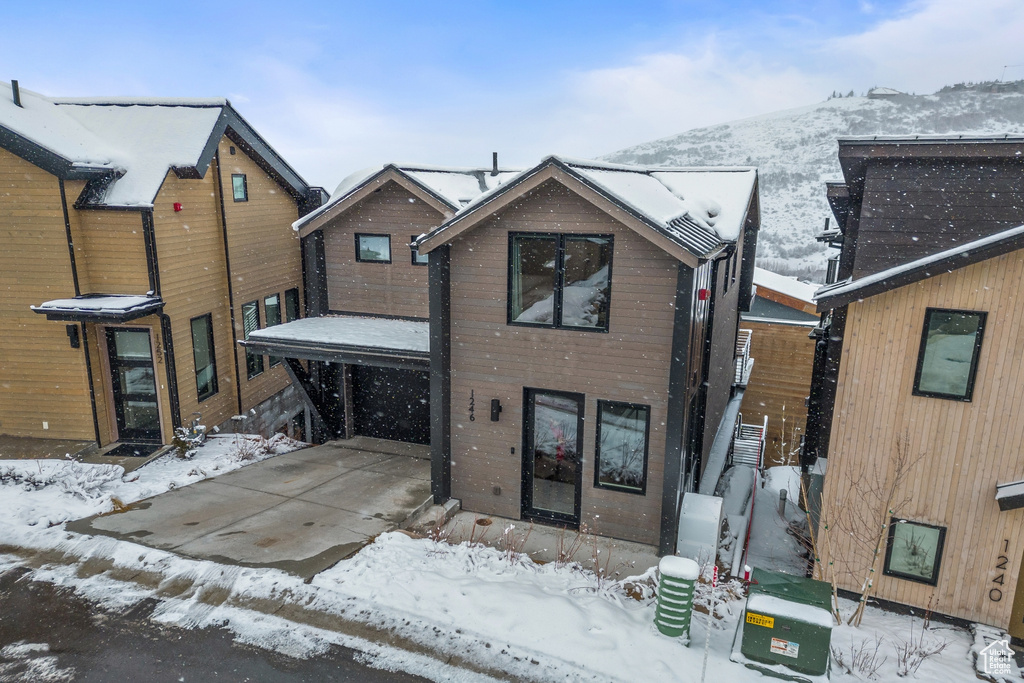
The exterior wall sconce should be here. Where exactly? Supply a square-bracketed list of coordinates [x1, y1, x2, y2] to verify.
[490, 398, 502, 421]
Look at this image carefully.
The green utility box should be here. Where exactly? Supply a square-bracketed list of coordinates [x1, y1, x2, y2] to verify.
[739, 568, 834, 679]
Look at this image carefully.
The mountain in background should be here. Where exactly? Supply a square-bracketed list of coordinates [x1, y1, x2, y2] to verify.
[603, 82, 1024, 279]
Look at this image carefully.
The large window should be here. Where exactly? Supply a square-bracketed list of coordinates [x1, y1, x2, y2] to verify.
[356, 233, 391, 263]
[884, 518, 946, 585]
[242, 300, 263, 379]
[508, 233, 612, 331]
[913, 308, 986, 401]
[264, 294, 281, 367]
[595, 401, 650, 494]
[284, 288, 300, 322]
[190, 314, 218, 401]
[231, 174, 247, 202]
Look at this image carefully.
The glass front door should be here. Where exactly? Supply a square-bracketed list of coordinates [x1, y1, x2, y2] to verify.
[522, 388, 584, 527]
[106, 328, 161, 443]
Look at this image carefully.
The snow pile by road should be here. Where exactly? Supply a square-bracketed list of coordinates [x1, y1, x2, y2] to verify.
[0, 433, 305, 528]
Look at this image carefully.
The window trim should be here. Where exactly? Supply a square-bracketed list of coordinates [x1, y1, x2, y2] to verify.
[231, 174, 248, 202]
[355, 233, 392, 263]
[883, 517, 946, 586]
[594, 399, 650, 495]
[241, 300, 263, 379]
[410, 235, 429, 266]
[190, 313, 218, 402]
[506, 232, 614, 333]
[912, 307, 987, 402]
[284, 288, 300, 322]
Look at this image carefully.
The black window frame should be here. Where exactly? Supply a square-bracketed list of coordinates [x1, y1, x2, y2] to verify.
[521, 387, 585, 527]
[355, 233, 392, 263]
[506, 232, 613, 333]
[912, 307, 987, 402]
[242, 300, 263, 379]
[231, 174, 248, 202]
[284, 287, 300, 322]
[190, 313, 218, 402]
[594, 399, 650, 495]
[410, 235, 429, 266]
[883, 517, 946, 586]
[264, 293, 282, 367]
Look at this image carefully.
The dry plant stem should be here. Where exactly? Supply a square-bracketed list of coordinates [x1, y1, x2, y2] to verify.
[799, 475, 823, 581]
[818, 498, 843, 624]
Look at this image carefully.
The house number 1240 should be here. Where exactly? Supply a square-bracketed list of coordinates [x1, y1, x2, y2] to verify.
[990, 539, 1010, 602]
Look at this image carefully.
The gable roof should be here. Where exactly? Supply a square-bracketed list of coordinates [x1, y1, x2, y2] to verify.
[415, 156, 758, 265]
[0, 81, 315, 209]
[292, 163, 521, 237]
[752, 267, 819, 315]
[814, 223, 1024, 310]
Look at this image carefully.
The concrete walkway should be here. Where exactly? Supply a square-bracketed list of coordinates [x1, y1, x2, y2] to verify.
[67, 438, 432, 579]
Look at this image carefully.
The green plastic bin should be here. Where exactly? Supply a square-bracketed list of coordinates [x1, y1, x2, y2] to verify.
[655, 556, 699, 639]
[740, 568, 834, 678]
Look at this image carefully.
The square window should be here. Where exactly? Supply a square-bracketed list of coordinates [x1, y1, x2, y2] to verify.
[356, 233, 391, 263]
[508, 233, 612, 331]
[595, 400, 650, 494]
[265, 294, 281, 367]
[884, 518, 946, 585]
[232, 174, 248, 202]
[190, 314, 218, 401]
[285, 288, 300, 322]
[242, 300, 263, 379]
[913, 308, 986, 401]
[411, 235, 429, 266]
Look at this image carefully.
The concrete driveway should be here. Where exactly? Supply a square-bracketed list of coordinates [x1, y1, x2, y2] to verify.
[68, 438, 432, 579]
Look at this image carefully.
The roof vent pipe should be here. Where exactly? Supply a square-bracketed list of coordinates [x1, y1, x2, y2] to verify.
[491, 152, 498, 176]
[12, 80, 21, 107]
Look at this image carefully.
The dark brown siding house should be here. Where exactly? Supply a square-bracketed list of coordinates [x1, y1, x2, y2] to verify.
[807, 136, 1024, 637]
[416, 157, 760, 553]
[241, 163, 520, 445]
[0, 80, 323, 455]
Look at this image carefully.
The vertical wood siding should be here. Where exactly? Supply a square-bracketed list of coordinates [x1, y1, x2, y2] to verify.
[448, 181, 678, 546]
[322, 181, 439, 318]
[0, 148, 93, 439]
[819, 250, 1024, 629]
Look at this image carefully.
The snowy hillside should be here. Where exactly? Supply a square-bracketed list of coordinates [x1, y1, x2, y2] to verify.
[604, 86, 1024, 278]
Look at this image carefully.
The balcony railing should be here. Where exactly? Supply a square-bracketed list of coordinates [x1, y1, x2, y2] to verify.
[731, 413, 767, 469]
[734, 328, 753, 386]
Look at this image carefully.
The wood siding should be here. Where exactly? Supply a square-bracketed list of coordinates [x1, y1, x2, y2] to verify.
[818, 250, 1024, 629]
[218, 138, 303, 411]
[448, 181, 678, 546]
[853, 159, 1024, 279]
[323, 181, 438, 318]
[72, 209, 150, 294]
[0, 148, 94, 440]
[742, 320, 815, 467]
[701, 247, 744, 471]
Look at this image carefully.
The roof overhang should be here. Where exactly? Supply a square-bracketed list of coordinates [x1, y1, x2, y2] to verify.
[815, 223, 1024, 311]
[0, 124, 114, 181]
[416, 160, 711, 267]
[31, 295, 164, 323]
[294, 167, 454, 239]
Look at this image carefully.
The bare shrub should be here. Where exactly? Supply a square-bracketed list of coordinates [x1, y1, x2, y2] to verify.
[498, 522, 533, 563]
[231, 434, 270, 462]
[892, 619, 947, 677]
[831, 635, 888, 680]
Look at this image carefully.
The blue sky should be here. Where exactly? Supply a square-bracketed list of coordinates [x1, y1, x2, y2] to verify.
[3, 1, 1021, 190]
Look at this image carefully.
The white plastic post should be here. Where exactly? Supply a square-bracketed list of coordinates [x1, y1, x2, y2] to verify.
[700, 566, 717, 683]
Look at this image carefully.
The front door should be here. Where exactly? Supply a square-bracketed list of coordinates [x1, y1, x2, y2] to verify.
[522, 388, 584, 527]
[106, 328, 162, 443]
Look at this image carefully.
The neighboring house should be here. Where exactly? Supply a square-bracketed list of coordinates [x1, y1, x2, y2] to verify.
[867, 86, 904, 99]
[0, 81, 324, 452]
[243, 161, 519, 445]
[807, 135, 1024, 636]
[416, 156, 760, 553]
[740, 268, 818, 467]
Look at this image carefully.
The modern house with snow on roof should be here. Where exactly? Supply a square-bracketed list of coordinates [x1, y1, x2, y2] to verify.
[414, 156, 760, 553]
[0, 80, 325, 454]
[807, 135, 1024, 638]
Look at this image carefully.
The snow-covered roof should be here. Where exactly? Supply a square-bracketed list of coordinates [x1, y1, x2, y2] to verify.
[868, 87, 903, 96]
[0, 81, 310, 208]
[31, 294, 163, 321]
[815, 223, 1024, 309]
[418, 156, 757, 261]
[292, 163, 521, 233]
[753, 267, 819, 304]
[244, 315, 429, 357]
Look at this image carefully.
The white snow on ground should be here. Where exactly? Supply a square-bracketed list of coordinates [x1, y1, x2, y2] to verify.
[0, 433, 303, 528]
[745, 465, 812, 577]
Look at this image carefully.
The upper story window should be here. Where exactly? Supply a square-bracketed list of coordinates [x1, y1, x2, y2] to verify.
[285, 288, 300, 322]
[508, 233, 612, 332]
[232, 174, 248, 202]
[356, 233, 391, 263]
[912, 308, 986, 401]
[411, 235, 429, 266]
[242, 300, 263, 379]
[264, 294, 281, 367]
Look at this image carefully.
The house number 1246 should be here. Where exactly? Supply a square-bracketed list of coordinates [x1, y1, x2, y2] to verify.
[990, 539, 1010, 602]
[469, 390, 475, 421]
